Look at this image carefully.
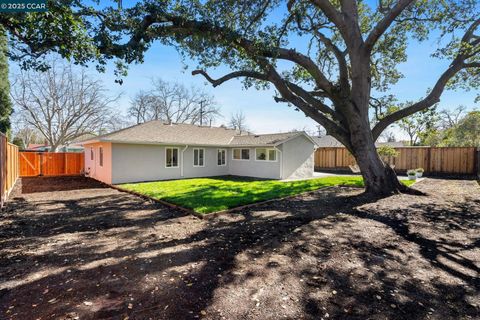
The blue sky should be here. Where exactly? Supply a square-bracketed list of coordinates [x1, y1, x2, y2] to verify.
[9, 1, 479, 138]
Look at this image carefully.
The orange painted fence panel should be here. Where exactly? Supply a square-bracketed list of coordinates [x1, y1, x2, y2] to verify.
[315, 147, 479, 175]
[19, 152, 84, 177]
[1, 133, 19, 208]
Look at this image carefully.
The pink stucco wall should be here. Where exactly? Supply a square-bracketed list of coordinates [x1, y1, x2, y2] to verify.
[83, 142, 112, 184]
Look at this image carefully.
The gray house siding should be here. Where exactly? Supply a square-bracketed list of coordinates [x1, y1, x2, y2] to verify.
[281, 135, 315, 179]
[182, 147, 229, 178]
[228, 147, 281, 179]
[112, 144, 180, 184]
[111, 143, 231, 184]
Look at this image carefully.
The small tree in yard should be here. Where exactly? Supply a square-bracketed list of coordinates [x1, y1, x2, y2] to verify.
[11, 62, 117, 152]
[88, 0, 480, 195]
[397, 107, 439, 146]
[377, 145, 399, 167]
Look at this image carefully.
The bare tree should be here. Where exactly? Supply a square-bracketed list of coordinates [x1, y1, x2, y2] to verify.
[98, 112, 134, 135]
[379, 130, 397, 143]
[229, 110, 248, 132]
[439, 106, 467, 129]
[129, 90, 156, 124]
[128, 78, 220, 125]
[11, 115, 43, 148]
[11, 61, 118, 152]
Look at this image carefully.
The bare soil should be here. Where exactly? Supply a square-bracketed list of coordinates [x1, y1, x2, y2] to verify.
[0, 176, 479, 320]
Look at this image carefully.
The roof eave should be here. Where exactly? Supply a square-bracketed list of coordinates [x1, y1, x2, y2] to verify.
[273, 132, 318, 147]
[81, 139, 280, 148]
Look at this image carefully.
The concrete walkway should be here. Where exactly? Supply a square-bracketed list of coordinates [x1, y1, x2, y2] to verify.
[282, 171, 418, 182]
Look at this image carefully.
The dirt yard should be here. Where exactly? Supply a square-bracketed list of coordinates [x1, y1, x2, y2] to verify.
[0, 176, 479, 320]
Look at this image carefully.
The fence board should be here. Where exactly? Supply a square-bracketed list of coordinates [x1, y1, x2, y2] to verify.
[19, 152, 84, 177]
[314, 146, 476, 175]
[1, 134, 19, 208]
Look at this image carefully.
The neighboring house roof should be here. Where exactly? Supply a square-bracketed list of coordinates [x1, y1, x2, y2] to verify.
[78, 121, 314, 147]
[71, 133, 97, 144]
[312, 135, 406, 148]
[26, 143, 47, 150]
[311, 135, 344, 147]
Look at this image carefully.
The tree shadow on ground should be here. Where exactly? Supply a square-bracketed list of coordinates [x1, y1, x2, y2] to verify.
[0, 178, 478, 319]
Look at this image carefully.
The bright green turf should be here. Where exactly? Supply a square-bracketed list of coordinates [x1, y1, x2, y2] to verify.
[119, 176, 415, 214]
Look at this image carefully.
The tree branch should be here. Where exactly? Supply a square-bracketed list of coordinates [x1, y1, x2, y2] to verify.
[364, 0, 415, 52]
[192, 69, 269, 87]
[310, 0, 348, 39]
[371, 60, 465, 139]
[105, 14, 334, 94]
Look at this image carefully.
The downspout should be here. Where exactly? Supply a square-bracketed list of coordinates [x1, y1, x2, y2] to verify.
[274, 146, 283, 179]
[181, 145, 188, 177]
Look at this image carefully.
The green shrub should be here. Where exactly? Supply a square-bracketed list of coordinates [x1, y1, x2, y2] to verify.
[377, 145, 399, 158]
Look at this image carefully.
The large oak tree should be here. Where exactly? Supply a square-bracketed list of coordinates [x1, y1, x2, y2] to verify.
[90, 0, 479, 195]
[3, 1, 479, 195]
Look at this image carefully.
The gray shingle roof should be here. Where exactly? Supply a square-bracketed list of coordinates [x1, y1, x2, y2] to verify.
[230, 132, 301, 146]
[312, 135, 344, 147]
[79, 121, 306, 147]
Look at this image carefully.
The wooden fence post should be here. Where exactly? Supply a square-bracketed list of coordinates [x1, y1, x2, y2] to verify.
[0, 133, 5, 208]
[426, 147, 432, 174]
[39, 152, 43, 176]
[476, 148, 480, 179]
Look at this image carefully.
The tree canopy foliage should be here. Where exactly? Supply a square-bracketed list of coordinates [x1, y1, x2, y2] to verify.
[421, 109, 480, 147]
[0, 28, 12, 133]
[0, 0, 108, 71]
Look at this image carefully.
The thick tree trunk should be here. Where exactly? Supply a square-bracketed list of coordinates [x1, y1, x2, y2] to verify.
[347, 114, 406, 196]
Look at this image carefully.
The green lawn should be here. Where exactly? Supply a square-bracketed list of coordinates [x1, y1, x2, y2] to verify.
[119, 176, 415, 214]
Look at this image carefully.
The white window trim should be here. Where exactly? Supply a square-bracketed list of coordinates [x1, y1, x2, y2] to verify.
[165, 147, 180, 168]
[232, 148, 250, 161]
[193, 148, 206, 167]
[217, 148, 227, 166]
[90, 147, 94, 161]
[255, 148, 278, 162]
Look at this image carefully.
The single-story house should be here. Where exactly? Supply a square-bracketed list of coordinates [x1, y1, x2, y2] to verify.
[78, 121, 318, 184]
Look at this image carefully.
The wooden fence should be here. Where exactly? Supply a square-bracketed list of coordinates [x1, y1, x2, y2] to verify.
[19, 152, 84, 177]
[0, 133, 19, 208]
[315, 147, 479, 175]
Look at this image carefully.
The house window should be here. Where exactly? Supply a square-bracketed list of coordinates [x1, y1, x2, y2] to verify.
[90, 147, 94, 160]
[217, 149, 226, 166]
[256, 148, 277, 161]
[99, 147, 104, 167]
[233, 148, 250, 160]
[193, 148, 205, 167]
[166, 147, 179, 168]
